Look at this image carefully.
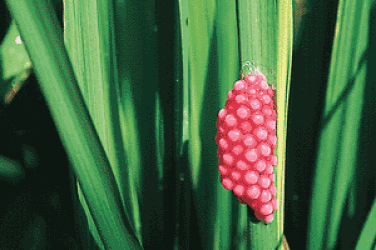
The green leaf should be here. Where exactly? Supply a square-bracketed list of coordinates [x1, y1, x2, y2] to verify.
[307, 0, 374, 249]
[237, 1, 279, 249]
[355, 198, 376, 250]
[276, 0, 293, 244]
[5, 0, 142, 249]
[236, 0, 292, 248]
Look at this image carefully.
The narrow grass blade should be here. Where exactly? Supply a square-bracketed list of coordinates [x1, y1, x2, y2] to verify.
[187, 0, 221, 249]
[176, 1, 192, 249]
[216, 1, 241, 249]
[237, 0, 292, 249]
[237, 0, 277, 249]
[5, 0, 142, 249]
[355, 198, 376, 250]
[276, 0, 293, 244]
[178, 0, 189, 147]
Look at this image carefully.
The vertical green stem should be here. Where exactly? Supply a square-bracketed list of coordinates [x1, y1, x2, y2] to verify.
[276, 0, 293, 242]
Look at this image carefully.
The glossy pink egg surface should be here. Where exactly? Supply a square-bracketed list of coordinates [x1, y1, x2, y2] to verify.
[215, 73, 278, 224]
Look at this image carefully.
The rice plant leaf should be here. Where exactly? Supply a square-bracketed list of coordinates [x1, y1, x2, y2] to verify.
[237, 1, 277, 249]
[216, 1, 242, 249]
[187, 0, 223, 249]
[355, 198, 376, 250]
[307, 0, 373, 249]
[5, 0, 142, 249]
[178, 0, 189, 146]
[276, 0, 293, 244]
[176, 1, 192, 249]
[237, 0, 292, 249]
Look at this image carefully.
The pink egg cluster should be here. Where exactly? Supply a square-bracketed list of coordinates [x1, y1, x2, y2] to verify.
[215, 73, 278, 224]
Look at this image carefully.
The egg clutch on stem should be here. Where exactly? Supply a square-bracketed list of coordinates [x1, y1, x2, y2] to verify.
[215, 71, 278, 224]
